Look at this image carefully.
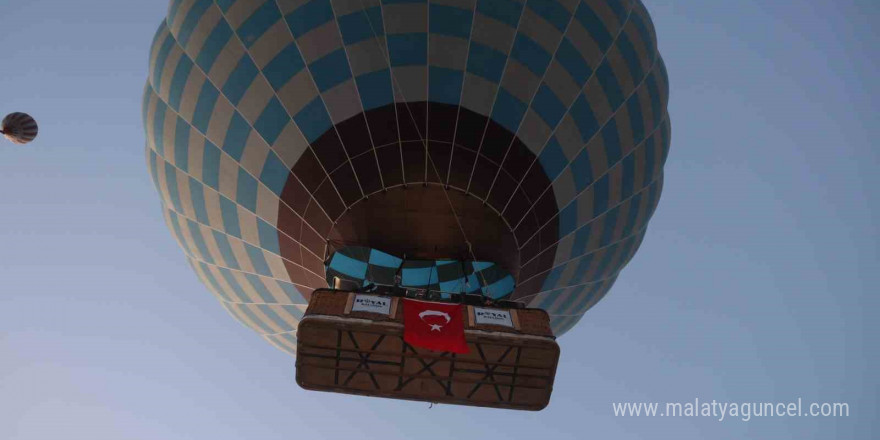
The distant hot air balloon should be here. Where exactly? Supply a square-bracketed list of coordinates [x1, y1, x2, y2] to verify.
[1, 112, 38, 144]
[144, 0, 671, 409]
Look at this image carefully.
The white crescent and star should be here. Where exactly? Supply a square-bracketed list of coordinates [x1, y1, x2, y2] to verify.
[418, 310, 451, 332]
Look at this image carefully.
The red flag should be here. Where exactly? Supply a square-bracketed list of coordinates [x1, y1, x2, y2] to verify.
[403, 299, 469, 354]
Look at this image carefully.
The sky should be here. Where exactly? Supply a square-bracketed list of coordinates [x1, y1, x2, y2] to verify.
[1, 1, 877, 439]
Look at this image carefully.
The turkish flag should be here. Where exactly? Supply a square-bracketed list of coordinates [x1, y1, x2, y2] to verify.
[403, 299, 469, 354]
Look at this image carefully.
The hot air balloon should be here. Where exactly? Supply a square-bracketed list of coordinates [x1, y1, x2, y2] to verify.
[1, 112, 38, 144]
[144, 0, 670, 409]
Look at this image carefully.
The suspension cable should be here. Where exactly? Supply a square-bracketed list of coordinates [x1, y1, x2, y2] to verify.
[354, 0, 495, 299]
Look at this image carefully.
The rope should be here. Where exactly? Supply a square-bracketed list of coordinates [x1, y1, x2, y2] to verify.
[393, 94, 494, 299]
[358, 245, 375, 288]
[352, 1, 496, 299]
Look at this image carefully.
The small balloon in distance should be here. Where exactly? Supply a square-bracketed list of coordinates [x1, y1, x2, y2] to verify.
[2, 112, 38, 144]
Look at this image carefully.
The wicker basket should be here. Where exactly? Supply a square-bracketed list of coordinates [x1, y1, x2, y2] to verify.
[296, 289, 560, 411]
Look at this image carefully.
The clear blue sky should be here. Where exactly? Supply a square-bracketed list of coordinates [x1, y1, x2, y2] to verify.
[1, 1, 877, 438]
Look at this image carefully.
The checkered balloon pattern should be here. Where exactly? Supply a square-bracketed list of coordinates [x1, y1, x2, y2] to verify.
[326, 246, 516, 297]
[144, 0, 671, 356]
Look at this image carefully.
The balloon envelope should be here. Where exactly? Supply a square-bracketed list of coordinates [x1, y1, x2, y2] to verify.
[144, 0, 671, 355]
[2, 112, 38, 144]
